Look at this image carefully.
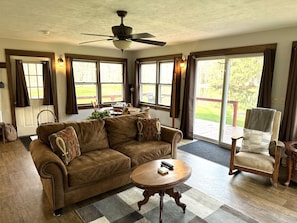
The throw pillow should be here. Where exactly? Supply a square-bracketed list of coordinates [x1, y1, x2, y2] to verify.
[137, 118, 161, 141]
[48, 126, 81, 165]
[240, 128, 272, 154]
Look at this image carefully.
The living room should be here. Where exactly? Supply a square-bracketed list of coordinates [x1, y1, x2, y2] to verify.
[1, 1, 297, 222]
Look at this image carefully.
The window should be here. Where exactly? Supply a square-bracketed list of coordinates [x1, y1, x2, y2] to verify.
[70, 56, 127, 107]
[139, 59, 174, 107]
[73, 61, 97, 105]
[100, 62, 123, 103]
[23, 63, 44, 99]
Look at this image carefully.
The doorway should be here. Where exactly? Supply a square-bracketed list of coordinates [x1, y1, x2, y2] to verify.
[5, 49, 58, 137]
[194, 54, 264, 146]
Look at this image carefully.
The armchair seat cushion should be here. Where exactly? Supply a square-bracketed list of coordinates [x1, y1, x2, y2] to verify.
[67, 148, 130, 187]
[234, 151, 275, 174]
[113, 140, 171, 167]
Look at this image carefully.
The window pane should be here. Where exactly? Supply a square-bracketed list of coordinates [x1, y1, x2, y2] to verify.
[140, 63, 156, 83]
[160, 62, 173, 84]
[159, 85, 172, 106]
[28, 63, 37, 75]
[30, 87, 39, 99]
[73, 61, 97, 83]
[23, 63, 44, 99]
[100, 63, 123, 83]
[29, 76, 38, 87]
[101, 84, 123, 103]
[38, 88, 44, 98]
[75, 84, 97, 105]
[140, 84, 155, 103]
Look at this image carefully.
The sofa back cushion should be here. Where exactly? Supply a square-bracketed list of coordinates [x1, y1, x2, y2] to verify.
[104, 112, 150, 147]
[37, 119, 109, 153]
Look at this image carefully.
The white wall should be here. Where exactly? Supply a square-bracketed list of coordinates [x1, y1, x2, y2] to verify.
[0, 26, 296, 127]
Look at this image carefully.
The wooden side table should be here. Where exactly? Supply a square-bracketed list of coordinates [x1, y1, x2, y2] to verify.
[0, 122, 6, 143]
[284, 141, 297, 186]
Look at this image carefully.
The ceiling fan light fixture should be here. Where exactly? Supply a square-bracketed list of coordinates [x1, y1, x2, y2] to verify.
[113, 39, 131, 51]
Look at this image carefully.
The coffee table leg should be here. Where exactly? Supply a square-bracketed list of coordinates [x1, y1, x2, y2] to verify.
[166, 188, 186, 213]
[159, 191, 165, 223]
[138, 190, 156, 210]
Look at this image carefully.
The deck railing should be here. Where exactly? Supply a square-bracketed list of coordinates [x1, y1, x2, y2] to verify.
[196, 97, 238, 126]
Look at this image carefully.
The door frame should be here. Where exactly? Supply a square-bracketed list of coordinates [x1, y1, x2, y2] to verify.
[5, 49, 59, 129]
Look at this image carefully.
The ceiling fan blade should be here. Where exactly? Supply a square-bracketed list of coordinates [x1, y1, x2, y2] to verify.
[81, 33, 114, 38]
[130, 33, 155, 39]
[79, 39, 113, 45]
[131, 38, 166, 46]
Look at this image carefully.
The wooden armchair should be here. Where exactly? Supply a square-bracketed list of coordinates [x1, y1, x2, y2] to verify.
[229, 108, 285, 186]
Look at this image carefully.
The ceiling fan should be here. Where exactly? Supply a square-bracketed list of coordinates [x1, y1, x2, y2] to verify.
[80, 10, 166, 51]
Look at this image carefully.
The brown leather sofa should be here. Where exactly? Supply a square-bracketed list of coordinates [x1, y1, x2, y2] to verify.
[30, 112, 183, 215]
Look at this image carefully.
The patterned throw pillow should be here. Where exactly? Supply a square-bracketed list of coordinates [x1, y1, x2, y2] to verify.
[240, 128, 272, 154]
[137, 118, 161, 141]
[48, 126, 81, 165]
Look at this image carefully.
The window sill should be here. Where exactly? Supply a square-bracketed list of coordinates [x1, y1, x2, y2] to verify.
[139, 103, 170, 111]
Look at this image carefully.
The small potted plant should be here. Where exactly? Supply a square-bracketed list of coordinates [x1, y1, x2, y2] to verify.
[88, 101, 111, 119]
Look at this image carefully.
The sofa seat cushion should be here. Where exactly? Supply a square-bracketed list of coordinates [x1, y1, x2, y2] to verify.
[113, 140, 171, 167]
[67, 148, 131, 187]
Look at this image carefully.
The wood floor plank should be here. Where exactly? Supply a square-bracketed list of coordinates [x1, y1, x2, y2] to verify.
[0, 139, 297, 222]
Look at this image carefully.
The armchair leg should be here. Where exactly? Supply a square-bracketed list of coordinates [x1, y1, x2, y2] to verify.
[229, 169, 240, 175]
[53, 208, 62, 216]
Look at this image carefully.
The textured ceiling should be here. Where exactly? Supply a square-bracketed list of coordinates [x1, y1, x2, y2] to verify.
[1, 0, 297, 50]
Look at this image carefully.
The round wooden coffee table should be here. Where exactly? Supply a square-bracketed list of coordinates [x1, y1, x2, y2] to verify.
[130, 159, 192, 223]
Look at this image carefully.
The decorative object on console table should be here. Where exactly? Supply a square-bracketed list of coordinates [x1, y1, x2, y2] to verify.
[88, 110, 111, 119]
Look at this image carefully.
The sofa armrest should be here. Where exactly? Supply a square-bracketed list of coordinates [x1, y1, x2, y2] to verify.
[30, 139, 68, 178]
[30, 139, 68, 210]
[161, 126, 183, 158]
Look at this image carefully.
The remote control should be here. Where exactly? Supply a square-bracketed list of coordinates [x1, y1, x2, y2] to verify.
[161, 161, 174, 170]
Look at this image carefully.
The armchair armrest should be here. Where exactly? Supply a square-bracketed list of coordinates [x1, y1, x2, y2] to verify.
[161, 126, 183, 158]
[231, 135, 244, 141]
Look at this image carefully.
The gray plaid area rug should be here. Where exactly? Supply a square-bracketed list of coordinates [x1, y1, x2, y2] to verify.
[75, 184, 258, 223]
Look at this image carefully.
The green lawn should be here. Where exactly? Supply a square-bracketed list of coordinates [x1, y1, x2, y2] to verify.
[195, 105, 245, 127]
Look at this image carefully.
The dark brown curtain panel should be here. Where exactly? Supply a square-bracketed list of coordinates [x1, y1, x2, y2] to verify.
[123, 62, 129, 103]
[134, 60, 140, 108]
[180, 55, 196, 139]
[280, 42, 297, 141]
[42, 61, 53, 105]
[257, 48, 276, 108]
[65, 57, 78, 114]
[15, 60, 30, 107]
[170, 57, 182, 119]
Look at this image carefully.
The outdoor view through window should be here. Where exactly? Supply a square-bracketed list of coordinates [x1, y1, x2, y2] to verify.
[72, 61, 124, 105]
[140, 61, 173, 106]
[194, 54, 264, 145]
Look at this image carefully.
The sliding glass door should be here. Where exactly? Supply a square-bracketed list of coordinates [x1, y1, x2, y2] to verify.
[194, 54, 264, 146]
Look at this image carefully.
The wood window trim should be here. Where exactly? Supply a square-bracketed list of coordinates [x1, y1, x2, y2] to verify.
[0, 62, 6, 68]
[5, 49, 58, 128]
[65, 53, 128, 109]
[136, 54, 182, 110]
[190, 43, 277, 58]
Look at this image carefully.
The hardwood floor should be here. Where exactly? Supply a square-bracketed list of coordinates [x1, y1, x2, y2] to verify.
[1, 139, 297, 222]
